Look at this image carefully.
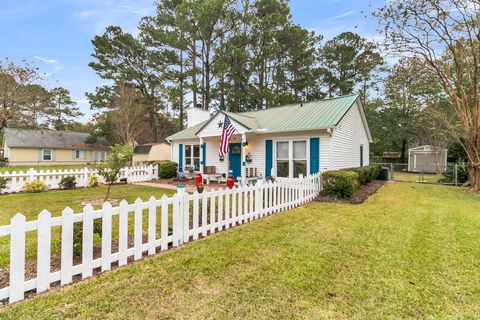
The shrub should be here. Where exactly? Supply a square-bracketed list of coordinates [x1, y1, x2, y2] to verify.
[322, 170, 359, 198]
[59, 176, 76, 189]
[347, 165, 382, 185]
[88, 174, 99, 187]
[72, 219, 102, 258]
[156, 161, 178, 179]
[442, 164, 468, 184]
[23, 180, 48, 193]
[0, 177, 7, 190]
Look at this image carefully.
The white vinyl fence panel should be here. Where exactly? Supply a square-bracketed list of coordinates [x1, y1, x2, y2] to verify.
[0, 173, 321, 304]
[0, 165, 158, 193]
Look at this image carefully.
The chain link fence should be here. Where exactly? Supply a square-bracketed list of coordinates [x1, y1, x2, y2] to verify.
[374, 163, 467, 186]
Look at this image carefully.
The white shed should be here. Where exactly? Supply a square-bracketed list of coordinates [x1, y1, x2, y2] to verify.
[408, 145, 448, 173]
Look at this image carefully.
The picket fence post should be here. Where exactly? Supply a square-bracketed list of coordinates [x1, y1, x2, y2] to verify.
[201, 192, 208, 237]
[118, 200, 128, 266]
[160, 194, 169, 251]
[9, 213, 26, 303]
[193, 192, 199, 240]
[61, 207, 74, 286]
[37, 210, 51, 293]
[210, 190, 216, 233]
[134, 198, 143, 260]
[101, 202, 112, 272]
[82, 204, 94, 279]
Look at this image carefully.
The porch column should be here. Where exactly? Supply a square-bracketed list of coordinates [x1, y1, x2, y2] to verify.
[199, 137, 204, 174]
[241, 133, 247, 184]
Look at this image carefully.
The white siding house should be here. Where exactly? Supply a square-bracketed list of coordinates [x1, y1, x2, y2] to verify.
[167, 94, 372, 183]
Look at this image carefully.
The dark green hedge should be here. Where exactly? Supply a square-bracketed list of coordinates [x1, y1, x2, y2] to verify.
[322, 165, 382, 198]
[322, 171, 359, 198]
[347, 165, 382, 185]
[155, 161, 178, 179]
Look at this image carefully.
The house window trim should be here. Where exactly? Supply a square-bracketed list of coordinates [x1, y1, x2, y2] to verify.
[93, 151, 106, 162]
[42, 149, 53, 161]
[74, 150, 84, 160]
[184, 144, 200, 172]
[273, 138, 310, 179]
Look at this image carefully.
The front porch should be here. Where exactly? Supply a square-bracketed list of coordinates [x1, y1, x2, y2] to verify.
[180, 133, 261, 185]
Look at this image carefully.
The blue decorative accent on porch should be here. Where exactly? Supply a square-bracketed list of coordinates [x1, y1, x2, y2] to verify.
[265, 140, 273, 177]
[310, 138, 319, 174]
[178, 144, 183, 172]
[229, 143, 242, 181]
[201, 143, 206, 166]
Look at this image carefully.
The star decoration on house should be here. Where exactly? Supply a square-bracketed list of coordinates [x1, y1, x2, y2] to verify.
[218, 121, 223, 128]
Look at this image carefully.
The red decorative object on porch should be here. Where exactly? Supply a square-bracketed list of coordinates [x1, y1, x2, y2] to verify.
[195, 173, 203, 186]
[226, 175, 235, 189]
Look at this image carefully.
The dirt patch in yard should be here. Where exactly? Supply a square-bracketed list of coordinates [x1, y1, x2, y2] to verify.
[80, 198, 120, 206]
[315, 180, 387, 204]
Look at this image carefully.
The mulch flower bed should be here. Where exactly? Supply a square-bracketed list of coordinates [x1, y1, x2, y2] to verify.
[315, 180, 388, 204]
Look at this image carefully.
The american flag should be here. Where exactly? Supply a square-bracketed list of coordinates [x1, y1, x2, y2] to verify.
[219, 115, 236, 157]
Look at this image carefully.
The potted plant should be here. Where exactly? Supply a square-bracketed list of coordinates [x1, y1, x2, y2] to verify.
[196, 183, 205, 193]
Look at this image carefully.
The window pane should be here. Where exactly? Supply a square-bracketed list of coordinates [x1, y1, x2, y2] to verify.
[43, 150, 51, 160]
[293, 160, 307, 178]
[277, 160, 289, 178]
[185, 145, 192, 157]
[276, 142, 288, 159]
[293, 141, 306, 159]
[193, 159, 200, 171]
[185, 158, 192, 166]
[193, 145, 200, 157]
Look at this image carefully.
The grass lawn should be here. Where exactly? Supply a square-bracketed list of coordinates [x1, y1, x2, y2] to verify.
[1, 182, 480, 319]
[0, 164, 100, 173]
[393, 171, 444, 183]
[0, 184, 175, 267]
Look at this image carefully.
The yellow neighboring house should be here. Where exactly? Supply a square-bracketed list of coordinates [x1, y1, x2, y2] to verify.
[2, 128, 110, 166]
[132, 142, 171, 166]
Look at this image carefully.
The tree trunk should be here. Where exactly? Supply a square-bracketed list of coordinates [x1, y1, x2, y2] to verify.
[400, 139, 407, 163]
[467, 162, 480, 191]
[179, 50, 184, 130]
[192, 44, 198, 108]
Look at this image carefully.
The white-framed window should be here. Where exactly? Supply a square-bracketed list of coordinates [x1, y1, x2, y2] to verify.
[274, 139, 308, 178]
[184, 144, 200, 171]
[73, 150, 85, 159]
[93, 151, 107, 162]
[42, 149, 52, 161]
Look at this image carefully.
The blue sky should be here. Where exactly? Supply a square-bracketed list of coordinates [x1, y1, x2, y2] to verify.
[0, 0, 385, 123]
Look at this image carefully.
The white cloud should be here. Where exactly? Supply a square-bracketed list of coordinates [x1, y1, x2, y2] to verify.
[325, 10, 354, 21]
[34, 56, 57, 64]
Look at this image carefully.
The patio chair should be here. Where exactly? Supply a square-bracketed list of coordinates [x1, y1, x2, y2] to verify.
[203, 166, 222, 184]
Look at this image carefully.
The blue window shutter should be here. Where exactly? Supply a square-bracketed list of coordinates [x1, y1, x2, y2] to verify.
[178, 144, 184, 172]
[38, 149, 42, 161]
[265, 140, 273, 177]
[72, 150, 76, 159]
[202, 143, 206, 167]
[51, 149, 56, 161]
[310, 138, 319, 174]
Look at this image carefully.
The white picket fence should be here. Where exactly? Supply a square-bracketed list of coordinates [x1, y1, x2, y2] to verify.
[0, 165, 158, 193]
[0, 173, 321, 303]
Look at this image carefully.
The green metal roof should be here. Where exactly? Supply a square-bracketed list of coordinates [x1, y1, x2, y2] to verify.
[166, 121, 207, 140]
[167, 94, 360, 140]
